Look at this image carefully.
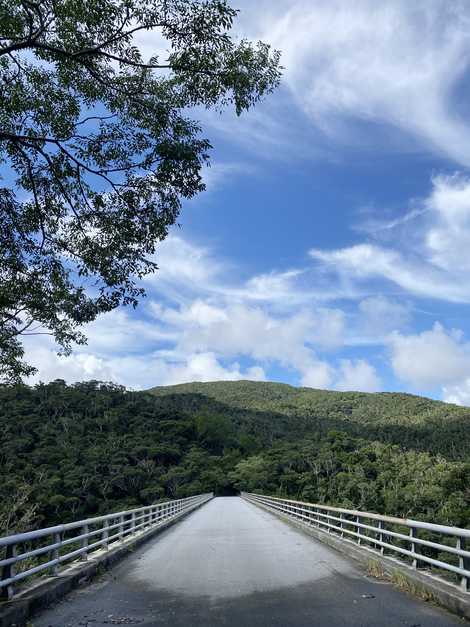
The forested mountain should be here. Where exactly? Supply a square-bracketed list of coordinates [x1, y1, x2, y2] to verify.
[1, 379, 469, 537]
[150, 380, 470, 459]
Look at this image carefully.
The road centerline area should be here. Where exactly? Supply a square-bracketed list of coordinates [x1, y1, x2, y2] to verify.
[32, 497, 463, 627]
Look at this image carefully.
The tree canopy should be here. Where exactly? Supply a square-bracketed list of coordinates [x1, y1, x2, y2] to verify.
[1, 380, 469, 536]
[0, 0, 281, 382]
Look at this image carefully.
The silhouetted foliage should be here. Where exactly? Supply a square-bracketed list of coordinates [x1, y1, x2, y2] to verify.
[0, 0, 281, 382]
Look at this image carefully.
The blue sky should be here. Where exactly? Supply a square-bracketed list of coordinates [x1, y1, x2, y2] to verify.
[24, 0, 470, 404]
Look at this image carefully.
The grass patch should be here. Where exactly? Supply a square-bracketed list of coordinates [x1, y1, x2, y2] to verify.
[390, 570, 437, 603]
[367, 559, 385, 579]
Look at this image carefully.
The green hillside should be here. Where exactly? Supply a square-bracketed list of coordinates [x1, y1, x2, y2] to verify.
[149, 380, 470, 459]
[1, 380, 469, 537]
[150, 379, 457, 425]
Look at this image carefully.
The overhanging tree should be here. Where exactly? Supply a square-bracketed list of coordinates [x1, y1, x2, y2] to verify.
[0, 0, 281, 382]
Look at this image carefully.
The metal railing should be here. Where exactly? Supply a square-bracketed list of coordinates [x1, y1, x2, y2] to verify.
[243, 492, 470, 594]
[0, 493, 212, 600]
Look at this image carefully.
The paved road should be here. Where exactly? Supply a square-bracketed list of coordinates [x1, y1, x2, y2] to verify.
[33, 497, 463, 627]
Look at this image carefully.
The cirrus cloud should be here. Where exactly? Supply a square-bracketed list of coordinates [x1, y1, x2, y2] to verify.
[310, 174, 470, 303]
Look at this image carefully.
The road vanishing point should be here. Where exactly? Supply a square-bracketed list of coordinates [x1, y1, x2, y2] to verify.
[33, 497, 462, 627]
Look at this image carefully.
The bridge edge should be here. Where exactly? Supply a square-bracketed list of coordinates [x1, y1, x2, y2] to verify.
[242, 494, 470, 622]
[0, 497, 212, 627]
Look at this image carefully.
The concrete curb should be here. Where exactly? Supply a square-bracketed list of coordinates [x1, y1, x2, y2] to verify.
[0, 499, 211, 627]
[244, 497, 470, 622]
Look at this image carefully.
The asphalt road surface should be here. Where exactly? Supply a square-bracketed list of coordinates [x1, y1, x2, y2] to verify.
[32, 497, 464, 627]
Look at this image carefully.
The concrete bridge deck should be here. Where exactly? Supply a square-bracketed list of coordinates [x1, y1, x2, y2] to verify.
[32, 497, 462, 626]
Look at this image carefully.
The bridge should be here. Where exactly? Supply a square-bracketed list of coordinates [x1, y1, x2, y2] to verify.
[1, 493, 469, 626]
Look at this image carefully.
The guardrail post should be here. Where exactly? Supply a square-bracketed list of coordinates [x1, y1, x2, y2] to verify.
[1, 543, 17, 600]
[131, 512, 136, 534]
[81, 524, 89, 561]
[356, 516, 361, 545]
[102, 519, 109, 549]
[410, 527, 418, 569]
[339, 513, 344, 537]
[457, 536, 469, 592]
[51, 531, 61, 575]
[118, 515, 124, 540]
[378, 520, 384, 555]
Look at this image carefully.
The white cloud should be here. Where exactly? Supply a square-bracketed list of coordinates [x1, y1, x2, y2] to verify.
[24, 223, 424, 395]
[24, 229, 352, 389]
[145, 235, 223, 291]
[201, 162, 257, 193]
[425, 174, 470, 272]
[388, 323, 470, 388]
[131, 2, 470, 166]
[145, 234, 357, 309]
[358, 296, 410, 335]
[300, 356, 382, 392]
[25, 340, 115, 384]
[308, 308, 346, 349]
[25, 334, 266, 390]
[83, 309, 176, 354]
[335, 359, 382, 392]
[311, 243, 467, 301]
[310, 174, 470, 303]
[152, 300, 334, 375]
[300, 361, 334, 389]
[24, 244, 353, 390]
[154, 296, 349, 368]
[247, 0, 470, 166]
[442, 380, 470, 406]
[242, 270, 306, 303]
[155, 352, 266, 386]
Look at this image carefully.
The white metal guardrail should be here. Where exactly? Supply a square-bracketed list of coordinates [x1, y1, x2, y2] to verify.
[0, 493, 212, 600]
[243, 492, 470, 594]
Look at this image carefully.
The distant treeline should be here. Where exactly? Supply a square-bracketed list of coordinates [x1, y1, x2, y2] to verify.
[0, 380, 469, 536]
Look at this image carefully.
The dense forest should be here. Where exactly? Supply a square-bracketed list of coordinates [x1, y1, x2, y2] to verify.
[1, 379, 469, 537]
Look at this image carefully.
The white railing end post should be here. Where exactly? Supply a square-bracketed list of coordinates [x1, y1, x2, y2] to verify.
[131, 511, 136, 534]
[102, 519, 109, 550]
[378, 520, 385, 555]
[457, 536, 469, 592]
[81, 524, 89, 561]
[51, 531, 61, 575]
[410, 527, 418, 569]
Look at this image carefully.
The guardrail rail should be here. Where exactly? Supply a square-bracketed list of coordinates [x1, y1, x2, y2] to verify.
[243, 492, 470, 594]
[0, 493, 212, 600]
